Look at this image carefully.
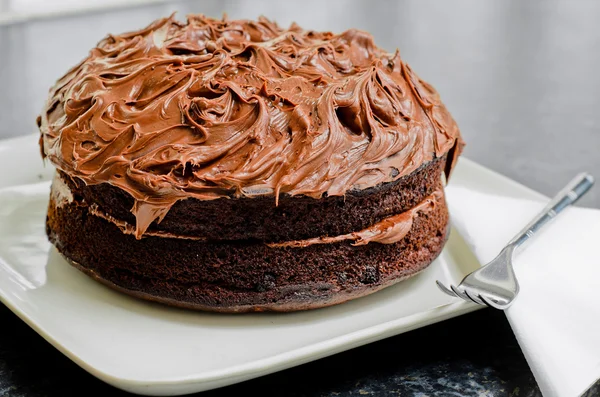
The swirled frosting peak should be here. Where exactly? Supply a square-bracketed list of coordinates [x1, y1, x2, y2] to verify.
[39, 14, 463, 237]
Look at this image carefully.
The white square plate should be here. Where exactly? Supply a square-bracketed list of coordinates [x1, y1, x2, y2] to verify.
[0, 135, 541, 396]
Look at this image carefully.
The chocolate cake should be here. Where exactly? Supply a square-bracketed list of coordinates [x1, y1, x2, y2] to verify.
[38, 15, 464, 312]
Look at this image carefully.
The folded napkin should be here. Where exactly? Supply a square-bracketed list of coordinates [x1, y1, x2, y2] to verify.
[445, 183, 600, 397]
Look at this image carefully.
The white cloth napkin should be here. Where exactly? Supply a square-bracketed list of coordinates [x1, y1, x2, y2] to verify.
[445, 184, 600, 397]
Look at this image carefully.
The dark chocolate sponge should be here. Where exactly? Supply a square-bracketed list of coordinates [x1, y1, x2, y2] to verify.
[46, 181, 449, 312]
[60, 156, 446, 243]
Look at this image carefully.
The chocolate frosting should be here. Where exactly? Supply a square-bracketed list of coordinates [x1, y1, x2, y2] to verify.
[38, 14, 463, 237]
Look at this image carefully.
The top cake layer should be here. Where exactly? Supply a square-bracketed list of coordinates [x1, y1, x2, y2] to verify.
[38, 14, 463, 235]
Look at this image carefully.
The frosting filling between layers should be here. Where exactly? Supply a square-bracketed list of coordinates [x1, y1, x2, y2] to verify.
[50, 176, 443, 247]
[50, 172, 74, 208]
[88, 203, 206, 241]
[267, 189, 441, 248]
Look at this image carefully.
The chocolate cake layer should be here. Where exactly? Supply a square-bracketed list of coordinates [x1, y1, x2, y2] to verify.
[38, 15, 464, 312]
[61, 156, 445, 242]
[46, 187, 449, 312]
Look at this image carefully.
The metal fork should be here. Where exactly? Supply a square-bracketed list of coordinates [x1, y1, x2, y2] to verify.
[436, 172, 595, 309]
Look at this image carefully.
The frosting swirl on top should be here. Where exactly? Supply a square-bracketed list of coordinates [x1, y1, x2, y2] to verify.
[38, 14, 463, 236]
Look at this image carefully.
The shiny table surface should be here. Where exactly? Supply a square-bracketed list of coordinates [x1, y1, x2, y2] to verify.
[0, 1, 599, 396]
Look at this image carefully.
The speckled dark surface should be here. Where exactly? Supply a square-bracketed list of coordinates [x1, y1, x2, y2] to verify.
[1, 302, 597, 397]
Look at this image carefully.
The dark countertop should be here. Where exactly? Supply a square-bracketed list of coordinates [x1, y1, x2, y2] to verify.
[0, 0, 599, 396]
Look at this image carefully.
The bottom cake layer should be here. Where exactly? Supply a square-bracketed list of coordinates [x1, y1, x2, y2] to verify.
[46, 188, 450, 313]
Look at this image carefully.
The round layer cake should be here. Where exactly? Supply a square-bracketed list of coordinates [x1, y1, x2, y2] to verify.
[38, 15, 464, 312]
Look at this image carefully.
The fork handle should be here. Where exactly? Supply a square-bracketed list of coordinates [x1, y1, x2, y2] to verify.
[508, 172, 595, 249]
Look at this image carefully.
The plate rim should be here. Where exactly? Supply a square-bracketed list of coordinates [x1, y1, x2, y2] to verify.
[0, 281, 479, 387]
